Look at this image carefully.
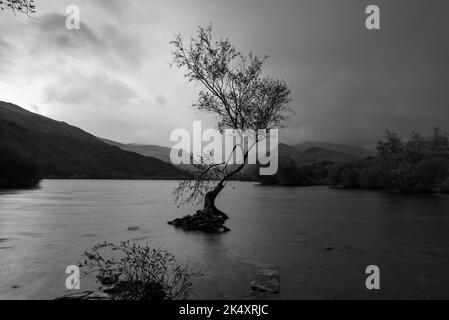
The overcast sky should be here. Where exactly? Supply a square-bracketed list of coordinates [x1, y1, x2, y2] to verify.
[0, 0, 448, 148]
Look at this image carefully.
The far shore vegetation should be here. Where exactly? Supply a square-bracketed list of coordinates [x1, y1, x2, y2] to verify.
[328, 128, 449, 193]
[259, 128, 449, 194]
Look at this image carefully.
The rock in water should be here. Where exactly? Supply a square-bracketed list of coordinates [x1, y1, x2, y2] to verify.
[167, 210, 230, 233]
[250, 269, 280, 293]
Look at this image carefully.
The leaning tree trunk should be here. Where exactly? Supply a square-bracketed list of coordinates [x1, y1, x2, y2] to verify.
[168, 157, 248, 233]
[202, 184, 229, 220]
[168, 183, 230, 233]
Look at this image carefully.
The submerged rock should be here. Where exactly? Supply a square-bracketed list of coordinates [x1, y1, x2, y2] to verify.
[250, 269, 280, 294]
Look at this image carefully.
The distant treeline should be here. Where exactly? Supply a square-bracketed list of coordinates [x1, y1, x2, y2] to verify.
[329, 129, 449, 193]
[259, 128, 449, 194]
[0, 145, 41, 188]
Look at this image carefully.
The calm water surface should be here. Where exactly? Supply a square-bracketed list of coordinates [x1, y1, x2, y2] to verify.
[1, 180, 449, 299]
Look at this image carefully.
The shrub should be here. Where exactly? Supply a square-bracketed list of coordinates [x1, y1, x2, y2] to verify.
[329, 162, 360, 188]
[358, 159, 392, 189]
[258, 158, 314, 186]
[393, 158, 449, 192]
[301, 161, 333, 181]
[277, 159, 314, 186]
[79, 241, 202, 300]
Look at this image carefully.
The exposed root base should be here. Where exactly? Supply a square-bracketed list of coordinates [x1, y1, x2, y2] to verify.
[168, 209, 230, 234]
[169, 188, 230, 233]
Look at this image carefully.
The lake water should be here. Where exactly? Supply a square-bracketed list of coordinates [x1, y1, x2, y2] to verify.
[1, 180, 449, 299]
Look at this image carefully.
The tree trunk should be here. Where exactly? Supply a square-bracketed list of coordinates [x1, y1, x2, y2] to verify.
[168, 159, 248, 233]
[168, 182, 230, 233]
[202, 183, 229, 220]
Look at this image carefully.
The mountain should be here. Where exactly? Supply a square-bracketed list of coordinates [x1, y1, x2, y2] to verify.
[100, 138, 172, 163]
[101, 139, 291, 178]
[240, 143, 357, 179]
[293, 142, 375, 158]
[0, 101, 184, 179]
[278, 143, 302, 158]
[100, 138, 195, 172]
[262, 143, 360, 166]
[293, 147, 358, 164]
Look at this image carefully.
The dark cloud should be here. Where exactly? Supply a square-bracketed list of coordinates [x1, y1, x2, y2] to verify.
[44, 72, 138, 106]
[32, 13, 142, 69]
[168, 0, 448, 147]
[247, 0, 449, 146]
[38, 13, 104, 50]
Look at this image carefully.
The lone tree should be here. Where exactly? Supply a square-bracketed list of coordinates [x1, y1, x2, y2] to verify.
[168, 25, 292, 233]
[0, 0, 36, 15]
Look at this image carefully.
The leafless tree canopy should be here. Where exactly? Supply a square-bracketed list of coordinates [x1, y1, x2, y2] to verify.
[171, 25, 292, 206]
[0, 0, 36, 15]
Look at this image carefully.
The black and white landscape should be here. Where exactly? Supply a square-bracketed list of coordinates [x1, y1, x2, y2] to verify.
[1, 0, 449, 301]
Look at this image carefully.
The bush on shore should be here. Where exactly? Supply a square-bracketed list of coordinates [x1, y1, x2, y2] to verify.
[78, 241, 202, 300]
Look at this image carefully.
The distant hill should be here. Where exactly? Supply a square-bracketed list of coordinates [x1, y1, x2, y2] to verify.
[293, 147, 358, 164]
[99, 139, 365, 171]
[100, 138, 173, 163]
[293, 142, 375, 158]
[101, 139, 291, 177]
[278, 143, 302, 158]
[247, 142, 359, 167]
[240, 143, 360, 180]
[0, 101, 185, 179]
[100, 138, 194, 172]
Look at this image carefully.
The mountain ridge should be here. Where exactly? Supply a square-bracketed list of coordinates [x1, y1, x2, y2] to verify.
[293, 141, 375, 158]
[1, 101, 376, 182]
[0, 101, 185, 179]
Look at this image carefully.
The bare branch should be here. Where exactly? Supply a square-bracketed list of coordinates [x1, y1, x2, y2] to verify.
[0, 0, 36, 16]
